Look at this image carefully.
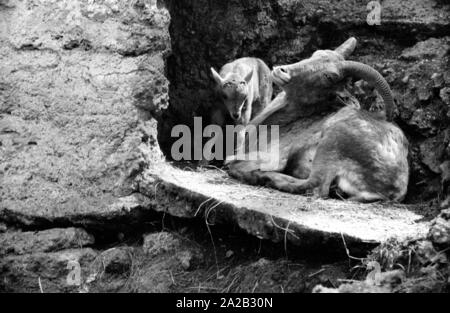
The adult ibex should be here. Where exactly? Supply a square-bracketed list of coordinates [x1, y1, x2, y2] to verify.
[226, 38, 409, 202]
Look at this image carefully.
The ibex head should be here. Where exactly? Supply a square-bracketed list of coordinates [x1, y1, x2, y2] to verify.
[272, 37, 394, 120]
[211, 68, 253, 122]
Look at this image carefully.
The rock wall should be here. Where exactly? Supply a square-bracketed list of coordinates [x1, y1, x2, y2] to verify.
[163, 0, 450, 204]
[0, 0, 170, 223]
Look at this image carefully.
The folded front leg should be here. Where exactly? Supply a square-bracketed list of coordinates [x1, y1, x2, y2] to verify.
[252, 171, 314, 194]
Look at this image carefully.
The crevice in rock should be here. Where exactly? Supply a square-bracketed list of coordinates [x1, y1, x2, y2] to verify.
[0, 206, 162, 247]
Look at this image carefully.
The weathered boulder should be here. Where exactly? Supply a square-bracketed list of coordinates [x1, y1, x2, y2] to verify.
[83, 246, 135, 293]
[0, 227, 97, 292]
[314, 238, 449, 293]
[0, 0, 170, 226]
[0, 248, 98, 293]
[143, 232, 204, 270]
[94, 247, 133, 276]
[0, 227, 94, 256]
[400, 37, 449, 61]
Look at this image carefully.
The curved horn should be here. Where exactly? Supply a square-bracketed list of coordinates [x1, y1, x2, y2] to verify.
[211, 67, 224, 85]
[334, 37, 357, 59]
[339, 61, 394, 121]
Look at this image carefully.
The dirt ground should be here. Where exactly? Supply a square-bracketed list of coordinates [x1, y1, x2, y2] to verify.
[74, 218, 353, 293]
[3, 210, 448, 293]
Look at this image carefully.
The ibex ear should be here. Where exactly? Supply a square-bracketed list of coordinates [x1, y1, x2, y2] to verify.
[211, 67, 224, 85]
[334, 37, 357, 59]
[244, 69, 253, 83]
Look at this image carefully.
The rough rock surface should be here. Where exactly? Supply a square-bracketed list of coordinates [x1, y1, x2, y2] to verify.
[0, 0, 170, 225]
[0, 227, 97, 292]
[94, 247, 133, 275]
[0, 227, 94, 256]
[0, 248, 98, 292]
[0, 192, 157, 231]
[143, 232, 204, 270]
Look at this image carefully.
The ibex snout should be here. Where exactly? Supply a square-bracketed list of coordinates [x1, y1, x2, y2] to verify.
[231, 112, 241, 120]
[272, 66, 291, 86]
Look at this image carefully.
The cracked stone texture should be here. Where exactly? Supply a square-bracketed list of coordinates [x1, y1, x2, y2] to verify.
[164, 0, 450, 204]
[94, 247, 133, 275]
[0, 227, 95, 256]
[0, 227, 97, 292]
[0, 0, 170, 223]
[0, 248, 98, 293]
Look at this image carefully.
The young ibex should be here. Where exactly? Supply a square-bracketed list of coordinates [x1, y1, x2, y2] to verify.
[202, 58, 273, 163]
[210, 57, 273, 126]
[226, 38, 409, 202]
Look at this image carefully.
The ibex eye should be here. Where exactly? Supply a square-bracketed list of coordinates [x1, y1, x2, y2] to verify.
[324, 73, 335, 83]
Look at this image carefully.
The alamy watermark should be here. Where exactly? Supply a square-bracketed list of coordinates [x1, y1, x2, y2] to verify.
[66, 260, 82, 286]
[367, 1, 382, 25]
[170, 117, 280, 163]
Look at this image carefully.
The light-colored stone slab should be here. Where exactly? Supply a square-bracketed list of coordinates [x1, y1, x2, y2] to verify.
[143, 163, 430, 246]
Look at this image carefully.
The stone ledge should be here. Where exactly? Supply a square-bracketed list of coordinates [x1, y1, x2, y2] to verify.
[0, 193, 154, 228]
[141, 163, 430, 247]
